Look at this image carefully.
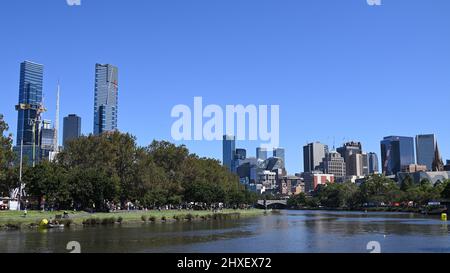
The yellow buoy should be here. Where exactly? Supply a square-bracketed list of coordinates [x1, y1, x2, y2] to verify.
[40, 219, 49, 226]
[441, 213, 447, 222]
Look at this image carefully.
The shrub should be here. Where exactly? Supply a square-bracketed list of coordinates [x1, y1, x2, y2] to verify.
[141, 215, 148, 222]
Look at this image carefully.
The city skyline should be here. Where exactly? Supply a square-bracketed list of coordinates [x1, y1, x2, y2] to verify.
[1, 1, 450, 173]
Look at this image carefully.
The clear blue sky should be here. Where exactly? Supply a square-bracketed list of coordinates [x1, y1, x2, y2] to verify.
[1, 0, 450, 174]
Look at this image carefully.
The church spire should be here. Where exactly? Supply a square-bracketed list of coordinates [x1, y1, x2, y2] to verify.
[432, 141, 444, 171]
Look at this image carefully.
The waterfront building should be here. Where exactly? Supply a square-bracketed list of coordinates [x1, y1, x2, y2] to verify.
[93, 64, 119, 135]
[222, 135, 236, 172]
[323, 151, 346, 180]
[256, 147, 268, 161]
[416, 134, 436, 171]
[63, 114, 82, 147]
[303, 142, 328, 172]
[380, 136, 415, 176]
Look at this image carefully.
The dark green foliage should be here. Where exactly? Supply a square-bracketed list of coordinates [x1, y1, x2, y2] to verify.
[0, 128, 254, 211]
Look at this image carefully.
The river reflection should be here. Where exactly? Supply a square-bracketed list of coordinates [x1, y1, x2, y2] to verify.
[1, 210, 449, 253]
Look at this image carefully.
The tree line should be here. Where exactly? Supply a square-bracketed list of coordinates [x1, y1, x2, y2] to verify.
[288, 174, 450, 209]
[0, 115, 257, 211]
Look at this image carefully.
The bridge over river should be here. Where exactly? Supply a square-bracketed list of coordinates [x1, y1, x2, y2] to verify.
[256, 200, 288, 209]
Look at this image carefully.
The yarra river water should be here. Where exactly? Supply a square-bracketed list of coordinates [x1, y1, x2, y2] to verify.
[1, 210, 449, 253]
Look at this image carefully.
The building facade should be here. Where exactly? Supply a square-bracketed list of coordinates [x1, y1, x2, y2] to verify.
[93, 64, 118, 135]
[368, 152, 379, 174]
[302, 172, 335, 193]
[337, 141, 362, 176]
[303, 142, 328, 172]
[380, 136, 415, 176]
[14, 61, 45, 165]
[323, 151, 346, 180]
[63, 114, 82, 147]
[416, 134, 436, 171]
[273, 147, 286, 169]
[222, 135, 236, 172]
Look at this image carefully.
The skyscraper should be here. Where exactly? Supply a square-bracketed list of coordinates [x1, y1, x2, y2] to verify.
[273, 147, 286, 169]
[337, 141, 362, 176]
[14, 61, 45, 165]
[222, 135, 236, 172]
[323, 151, 346, 179]
[368, 152, 379, 174]
[93, 64, 118, 135]
[380, 136, 415, 176]
[63, 114, 82, 147]
[256, 147, 268, 161]
[303, 142, 328, 172]
[416, 134, 436, 171]
[16, 61, 44, 147]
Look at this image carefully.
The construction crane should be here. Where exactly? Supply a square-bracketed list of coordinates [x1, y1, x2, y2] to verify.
[13, 102, 47, 209]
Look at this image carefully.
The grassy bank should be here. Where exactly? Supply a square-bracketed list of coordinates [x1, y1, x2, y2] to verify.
[0, 209, 267, 230]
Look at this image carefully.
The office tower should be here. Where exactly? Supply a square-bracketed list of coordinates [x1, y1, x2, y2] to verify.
[256, 147, 268, 161]
[93, 64, 118, 135]
[40, 120, 55, 160]
[355, 153, 369, 176]
[337, 141, 362, 176]
[63, 114, 82, 147]
[368, 152, 379, 174]
[273, 147, 286, 169]
[415, 134, 436, 171]
[323, 151, 346, 179]
[14, 61, 45, 165]
[303, 142, 328, 172]
[380, 136, 415, 176]
[222, 135, 236, 172]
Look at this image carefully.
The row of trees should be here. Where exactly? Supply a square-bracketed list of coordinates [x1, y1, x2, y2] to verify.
[0, 115, 257, 211]
[288, 174, 450, 209]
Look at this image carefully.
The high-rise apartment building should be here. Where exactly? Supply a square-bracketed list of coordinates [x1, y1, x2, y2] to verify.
[93, 64, 118, 135]
[337, 141, 362, 176]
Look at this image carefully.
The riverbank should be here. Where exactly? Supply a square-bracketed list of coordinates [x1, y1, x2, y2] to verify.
[0, 209, 267, 230]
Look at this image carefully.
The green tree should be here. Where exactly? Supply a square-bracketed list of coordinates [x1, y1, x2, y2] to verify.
[0, 115, 17, 196]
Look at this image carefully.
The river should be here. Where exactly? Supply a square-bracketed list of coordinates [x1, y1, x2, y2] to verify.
[1, 210, 449, 253]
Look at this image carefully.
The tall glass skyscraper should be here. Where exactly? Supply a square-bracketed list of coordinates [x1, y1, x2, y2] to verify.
[222, 135, 236, 172]
[93, 64, 118, 135]
[415, 134, 436, 171]
[16, 61, 44, 146]
[380, 136, 415, 176]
